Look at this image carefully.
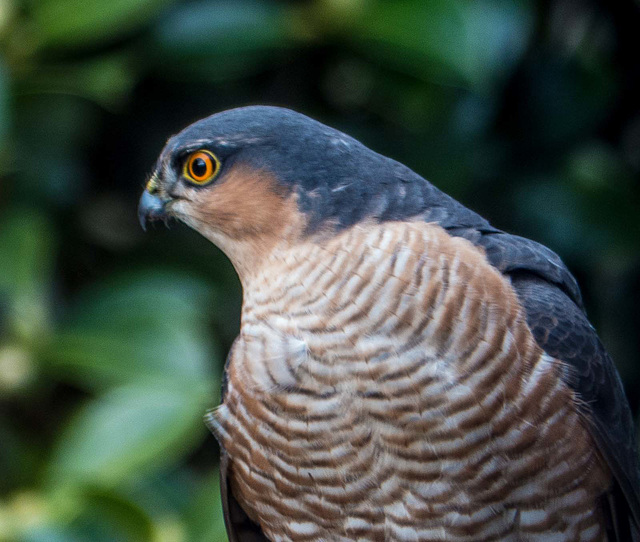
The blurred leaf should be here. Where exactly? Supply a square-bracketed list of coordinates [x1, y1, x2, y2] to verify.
[12, 147, 88, 208]
[0, 1, 16, 40]
[49, 380, 213, 487]
[13, 95, 99, 207]
[48, 271, 219, 387]
[0, 208, 53, 301]
[79, 194, 143, 251]
[564, 143, 640, 252]
[0, 490, 51, 542]
[14, 488, 154, 542]
[18, 527, 82, 542]
[514, 177, 606, 260]
[567, 142, 632, 192]
[0, 55, 10, 155]
[460, 0, 534, 90]
[65, 488, 154, 542]
[20, 54, 136, 109]
[346, 0, 533, 90]
[519, 57, 617, 148]
[0, 344, 36, 394]
[0, 208, 54, 341]
[0, 423, 41, 493]
[184, 473, 227, 542]
[16, 95, 99, 151]
[150, 0, 290, 80]
[347, 0, 469, 85]
[118, 470, 197, 542]
[31, 0, 175, 50]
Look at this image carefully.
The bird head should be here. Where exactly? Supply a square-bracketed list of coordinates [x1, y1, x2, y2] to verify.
[138, 106, 378, 277]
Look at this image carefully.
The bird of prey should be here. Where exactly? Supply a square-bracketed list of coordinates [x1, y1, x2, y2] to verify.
[138, 106, 640, 542]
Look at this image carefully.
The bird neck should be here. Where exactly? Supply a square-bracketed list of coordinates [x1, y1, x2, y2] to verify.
[207, 224, 308, 287]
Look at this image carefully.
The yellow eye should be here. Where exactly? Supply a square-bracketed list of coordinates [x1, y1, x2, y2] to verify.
[184, 150, 219, 185]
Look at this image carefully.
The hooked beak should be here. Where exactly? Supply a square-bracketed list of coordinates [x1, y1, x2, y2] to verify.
[138, 190, 171, 231]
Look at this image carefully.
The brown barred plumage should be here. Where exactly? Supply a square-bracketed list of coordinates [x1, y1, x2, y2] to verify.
[140, 106, 639, 542]
[206, 221, 611, 542]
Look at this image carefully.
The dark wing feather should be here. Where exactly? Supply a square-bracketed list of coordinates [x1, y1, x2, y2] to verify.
[457, 229, 640, 540]
[220, 451, 270, 542]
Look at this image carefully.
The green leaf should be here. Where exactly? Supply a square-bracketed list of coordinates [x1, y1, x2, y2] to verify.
[66, 488, 154, 542]
[49, 380, 214, 487]
[184, 473, 228, 542]
[0, 208, 53, 302]
[18, 527, 82, 542]
[515, 178, 594, 260]
[15, 488, 154, 542]
[347, 0, 469, 85]
[48, 271, 219, 387]
[12, 95, 99, 206]
[0, 422, 41, 493]
[0, 55, 10, 155]
[459, 0, 534, 90]
[31, 0, 176, 50]
[20, 54, 137, 109]
[150, 0, 290, 80]
[345, 0, 533, 90]
[0, 208, 54, 342]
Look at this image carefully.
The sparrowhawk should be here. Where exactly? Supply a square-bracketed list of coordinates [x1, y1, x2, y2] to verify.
[138, 106, 640, 542]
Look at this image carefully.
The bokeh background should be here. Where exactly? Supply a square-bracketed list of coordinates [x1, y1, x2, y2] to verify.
[0, 0, 639, 540]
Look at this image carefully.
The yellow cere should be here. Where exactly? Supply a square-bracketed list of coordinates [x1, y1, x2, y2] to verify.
[146, 175, 158, 194]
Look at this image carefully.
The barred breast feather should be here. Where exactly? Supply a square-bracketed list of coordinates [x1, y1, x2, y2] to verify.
[207, 221, 611, 542]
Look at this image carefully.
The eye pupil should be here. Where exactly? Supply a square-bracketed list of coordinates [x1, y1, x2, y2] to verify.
[192, 157, 207, 177]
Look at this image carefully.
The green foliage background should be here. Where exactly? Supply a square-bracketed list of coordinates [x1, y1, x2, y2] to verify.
[0, 0, 639, 540]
